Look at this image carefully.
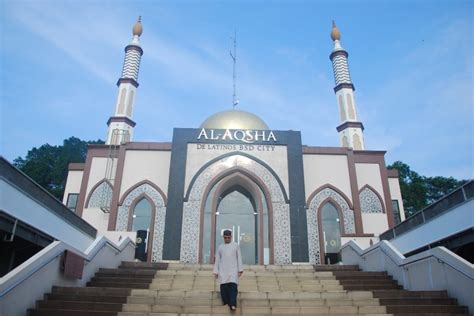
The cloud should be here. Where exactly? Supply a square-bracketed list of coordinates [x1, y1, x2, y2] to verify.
[7, 2, 122, 84]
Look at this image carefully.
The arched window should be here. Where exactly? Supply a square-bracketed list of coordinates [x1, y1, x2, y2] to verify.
[117, 88, 126, 114]
[126, 90, 135, 117]
[353, 134, 362, 150]
[342, 135, 349, 147]
[338, 95, 346, 121]
[346, 94, 355, 119]
[321, 202, 342, 264]
[131, 198, 153, 231]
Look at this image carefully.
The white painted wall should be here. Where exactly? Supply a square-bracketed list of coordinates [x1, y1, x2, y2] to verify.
[62, 170, 83, 204]
[81, 208, 110, 232]
[0, 236, 135, 316]
[355, 163, 384, 203]
[302, 154, 352, 202]
[361, 213, 389, 235]
[389, 199, 474, 254]
[341, 240, 474, 314]
[388, 177, 406, 221]
[120, 150, 171, 197]
[86, 157, 114, 199]
[185, 144, 289, 195]
[0, 178, 94, 251]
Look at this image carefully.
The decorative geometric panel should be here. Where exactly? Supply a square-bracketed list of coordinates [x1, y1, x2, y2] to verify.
[116, 183, 166, 262]
[181, 154, 291, 264]
[87, 181, 113, 208]
[360, 187, 383, 213]
[331, 54, 352, 85]
[306, 187, 356, 264]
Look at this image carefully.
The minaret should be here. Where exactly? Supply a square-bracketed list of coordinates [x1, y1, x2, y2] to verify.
[106, 17, 144, 145]
[329, 21, 365, 150]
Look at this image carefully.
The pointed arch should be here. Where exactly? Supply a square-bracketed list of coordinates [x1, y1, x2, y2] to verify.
[86, 179, 113, 208]
[317, 198, 344, 263]
[184, 151, 289, 203]
[342, 135, 349, 147]
[128, 194, 156, 261]
[181, 153, 291, 264]
[359, 184, 385, 213]
[306, 184, 354, 210]
[353, 134, 362, 150]
[306, 184, 356, 264]
[116, 180, 167, 262]
[119, 179, 167, 206]
[346, 93, 355, 119]
[198, 169, 274, 265]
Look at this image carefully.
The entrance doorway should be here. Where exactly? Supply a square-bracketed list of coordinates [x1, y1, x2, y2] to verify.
[215, 187, 257, 265]
[320, 202, 342, 264]
[201, 173, 271, 265]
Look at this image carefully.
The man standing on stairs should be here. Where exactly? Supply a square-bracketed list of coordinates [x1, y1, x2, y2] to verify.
[213, 229, 244, 311]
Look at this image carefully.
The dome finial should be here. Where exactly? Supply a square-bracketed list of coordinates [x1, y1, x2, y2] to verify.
[133, 16, 143, 37]
[331, 20, 341, 41]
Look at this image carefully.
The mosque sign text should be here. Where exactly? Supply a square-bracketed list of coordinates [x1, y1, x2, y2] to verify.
[196, 143, 276, 152]
[197, 128, 277, 144]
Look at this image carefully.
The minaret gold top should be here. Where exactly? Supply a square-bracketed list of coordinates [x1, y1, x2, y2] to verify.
[330, 20, 341, 41]
[132, 16, 143, 37]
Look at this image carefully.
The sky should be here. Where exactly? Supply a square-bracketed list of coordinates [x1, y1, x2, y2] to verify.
[0, 0, 472, 179]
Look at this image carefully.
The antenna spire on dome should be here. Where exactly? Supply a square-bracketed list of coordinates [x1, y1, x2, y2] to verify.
[133, 16, 143, 37]
[331, 20, 341, 41]
[230, 30, 239, 109]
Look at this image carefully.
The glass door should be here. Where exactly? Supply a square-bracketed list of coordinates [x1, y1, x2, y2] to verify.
[215, 189, 257, 265]
[321, 202, 342, 264]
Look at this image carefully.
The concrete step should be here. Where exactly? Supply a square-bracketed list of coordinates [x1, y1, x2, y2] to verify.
[37, 300, 123, 312]
[86, 282, 150, 289]
[342, 284, 403, 290]
[28, 309, 118, 316]
[52, 286, 132, 296]
[338, 279, 399, 285]
[379, 297, 458, 306]
[332, 270, 387, 275]
[118, 262, 168, 270]
[96, 269, 157, 277]
[90, 276, 153, 283]
[372, 290, 449, 298]
[28, 263, 468, 316]
[46, 293, 128, 303]
[313, 264, 359, 271]
[386, 305, 469, 314]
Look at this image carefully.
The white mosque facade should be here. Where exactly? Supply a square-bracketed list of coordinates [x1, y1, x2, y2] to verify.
[63, 19, 406, 265]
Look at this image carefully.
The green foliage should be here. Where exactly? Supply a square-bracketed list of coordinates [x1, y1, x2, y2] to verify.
[387, 161, 467, 217]
[13, 137, 104, 200]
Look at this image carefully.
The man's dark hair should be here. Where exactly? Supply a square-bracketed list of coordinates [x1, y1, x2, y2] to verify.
[223, 230, 232, 236]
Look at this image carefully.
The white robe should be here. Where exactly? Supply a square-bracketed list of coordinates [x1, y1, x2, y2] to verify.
[213, 241, 243, 284]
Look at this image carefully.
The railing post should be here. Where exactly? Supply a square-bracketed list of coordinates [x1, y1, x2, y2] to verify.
[461, 186, 467, 201]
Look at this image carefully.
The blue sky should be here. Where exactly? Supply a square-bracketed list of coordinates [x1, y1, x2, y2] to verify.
[1, 0, 472, 179]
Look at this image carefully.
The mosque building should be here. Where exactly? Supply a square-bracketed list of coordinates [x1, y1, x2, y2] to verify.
[63, 18, 406, 265]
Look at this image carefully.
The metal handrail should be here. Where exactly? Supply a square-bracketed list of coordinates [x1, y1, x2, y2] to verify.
[380, 180, 473, 240]
[0, 238, 135, 298]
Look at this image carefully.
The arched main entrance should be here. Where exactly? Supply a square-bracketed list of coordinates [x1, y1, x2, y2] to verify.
[200, 171, 271, 265]
[181, 153, 291, 264]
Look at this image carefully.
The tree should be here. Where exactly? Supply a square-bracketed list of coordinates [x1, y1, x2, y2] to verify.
[387, 161, 467, 217]
[13, 137, 104, 200]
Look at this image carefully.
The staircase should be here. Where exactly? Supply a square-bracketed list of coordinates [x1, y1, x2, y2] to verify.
[28, 262, 469, 316]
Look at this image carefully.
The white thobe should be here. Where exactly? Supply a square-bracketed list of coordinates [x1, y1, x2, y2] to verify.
[213, 241, 243, 284]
